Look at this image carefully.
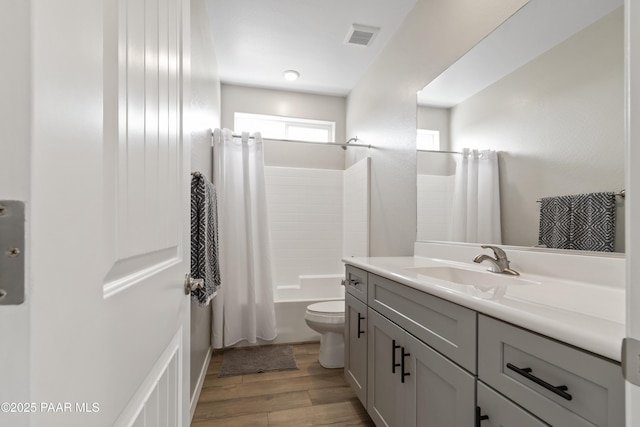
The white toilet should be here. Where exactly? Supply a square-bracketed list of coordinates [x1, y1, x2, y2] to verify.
[304, 300, 345, 368]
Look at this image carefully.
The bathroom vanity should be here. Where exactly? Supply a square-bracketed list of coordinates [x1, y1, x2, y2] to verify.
[343, 251, 625, 427]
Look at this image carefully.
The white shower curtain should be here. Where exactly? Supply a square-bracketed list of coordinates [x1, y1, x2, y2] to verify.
[451, 148, 502, 244]
[211, 128, 277, 348]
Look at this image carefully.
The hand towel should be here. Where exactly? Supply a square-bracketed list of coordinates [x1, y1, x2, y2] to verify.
[190, 173, 221, 305]
[538, 192, 616, 252]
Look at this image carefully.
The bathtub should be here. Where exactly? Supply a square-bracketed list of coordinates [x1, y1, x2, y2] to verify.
[272, 274, 345, 344]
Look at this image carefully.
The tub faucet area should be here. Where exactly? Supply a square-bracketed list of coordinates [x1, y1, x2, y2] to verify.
[473, 245, 520, 276]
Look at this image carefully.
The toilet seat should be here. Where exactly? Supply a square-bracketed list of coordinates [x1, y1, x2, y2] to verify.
[305, 301, 345, 324]
[306, 300, 344, 313]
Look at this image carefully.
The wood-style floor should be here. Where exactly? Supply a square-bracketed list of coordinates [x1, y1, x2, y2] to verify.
[192, 342, 375, 426]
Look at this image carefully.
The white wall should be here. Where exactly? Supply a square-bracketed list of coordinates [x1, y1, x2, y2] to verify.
[345, 0, 529, 256]
[189, 0, 221, 400]
[450, 7, 624, 251]
[221, 84, 347, 170]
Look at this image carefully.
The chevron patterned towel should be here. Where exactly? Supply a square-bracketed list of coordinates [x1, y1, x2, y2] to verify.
[190, 173, 221, 306]
[538, 192, 616, 252]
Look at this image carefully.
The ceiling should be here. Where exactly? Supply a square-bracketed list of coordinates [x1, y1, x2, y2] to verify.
[417, 0, 623, 107]
[205, 0, 417, 96]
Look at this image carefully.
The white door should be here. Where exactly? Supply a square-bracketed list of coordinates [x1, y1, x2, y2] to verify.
[0, 2, 31, 427]
[626, 0, 640, 424]
[2, 0, 192, 426]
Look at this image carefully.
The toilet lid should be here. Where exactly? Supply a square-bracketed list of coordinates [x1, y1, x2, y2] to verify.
[307, 300, 344, 314]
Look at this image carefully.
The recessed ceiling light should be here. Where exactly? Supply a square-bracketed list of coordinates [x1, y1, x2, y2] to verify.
[283, 70, 300, 81]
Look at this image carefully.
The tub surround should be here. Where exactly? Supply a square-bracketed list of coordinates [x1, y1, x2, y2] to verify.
[343, 242, 625, 361]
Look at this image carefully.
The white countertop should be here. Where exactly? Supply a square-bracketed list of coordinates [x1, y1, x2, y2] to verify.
[343, 255, 625, 362]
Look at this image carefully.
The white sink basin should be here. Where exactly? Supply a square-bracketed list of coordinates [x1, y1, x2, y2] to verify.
[406, 266, 540, 287]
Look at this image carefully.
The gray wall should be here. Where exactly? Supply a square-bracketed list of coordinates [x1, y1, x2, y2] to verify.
[450, 7, 624, 251]
[345, 0, 529, 256]
[189, 0, 221, 399]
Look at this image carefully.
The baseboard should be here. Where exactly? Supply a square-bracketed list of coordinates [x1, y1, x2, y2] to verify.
[190, 346, 213, 421]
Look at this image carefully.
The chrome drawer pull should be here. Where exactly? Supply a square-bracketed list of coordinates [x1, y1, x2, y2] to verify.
[506, 363, 573, 401]
[357, 313, 365, 338]
[392, 340, 401, 373]
[349, 278, 360, 287]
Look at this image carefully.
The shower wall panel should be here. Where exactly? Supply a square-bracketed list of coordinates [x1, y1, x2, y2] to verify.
[417, 174, 455, 242]
[343, 158, 370, 257]
[265, 167, 344, 291]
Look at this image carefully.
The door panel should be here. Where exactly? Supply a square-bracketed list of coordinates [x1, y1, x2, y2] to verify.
[367, 309, 405, 427]
[404, 333, 475, 427]
[478, 382, 549, 426]
[345, 293, 368, 407]
[104, 0, 184, 296]
[25, 0, 191, 425]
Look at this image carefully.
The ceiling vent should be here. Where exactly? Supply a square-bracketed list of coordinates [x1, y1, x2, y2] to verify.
[345, 24, 380, 47]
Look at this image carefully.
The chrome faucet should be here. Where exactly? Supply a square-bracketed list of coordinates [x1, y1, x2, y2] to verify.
[473, 245, 520, 276]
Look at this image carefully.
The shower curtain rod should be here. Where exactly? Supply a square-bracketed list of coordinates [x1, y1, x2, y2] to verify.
[222, 133, 371, 149]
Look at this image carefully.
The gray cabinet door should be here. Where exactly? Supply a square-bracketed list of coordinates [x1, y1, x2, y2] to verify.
[367, 309, 405, 427]
[345, 293, 368, 407]
[478, 382, 549, 427]
[404, 333, 475, 427]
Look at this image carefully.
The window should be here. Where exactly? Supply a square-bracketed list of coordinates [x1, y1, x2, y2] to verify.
[234, 113, 335, 143]
[416, 129, 441, 151]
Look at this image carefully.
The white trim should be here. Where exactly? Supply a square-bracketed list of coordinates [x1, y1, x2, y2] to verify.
[190, 346, 213, 421]
[625, 0, 640, 423]
[103, 255, 181, 298]
[112, 328, 183, 427]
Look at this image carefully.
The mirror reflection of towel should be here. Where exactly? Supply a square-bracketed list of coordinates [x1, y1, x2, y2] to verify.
[538, 192, 616, 252]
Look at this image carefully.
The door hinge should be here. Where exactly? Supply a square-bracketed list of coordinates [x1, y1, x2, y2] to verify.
[0, 201, 25, 305]
[622, 337, 640, 386]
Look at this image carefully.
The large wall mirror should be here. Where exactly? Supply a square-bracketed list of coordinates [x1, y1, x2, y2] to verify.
[416, 0, 625, 253]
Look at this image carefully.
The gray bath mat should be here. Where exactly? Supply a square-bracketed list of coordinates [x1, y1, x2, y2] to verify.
[218, 345, 298, 377]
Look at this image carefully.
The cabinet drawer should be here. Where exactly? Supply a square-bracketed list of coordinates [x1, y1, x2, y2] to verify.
[478, 315, 624, 427]
[345, 265, 368, 303]
[367, 273, 477, 373]
[477, 382, 549, 427]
